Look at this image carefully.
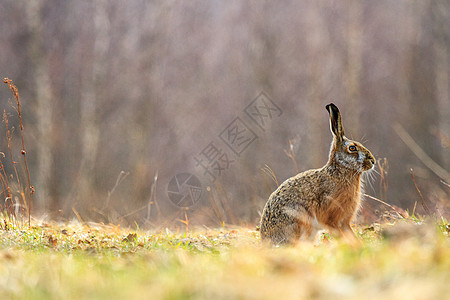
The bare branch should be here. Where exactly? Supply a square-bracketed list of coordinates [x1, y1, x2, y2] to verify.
[393, 123, 450, 181]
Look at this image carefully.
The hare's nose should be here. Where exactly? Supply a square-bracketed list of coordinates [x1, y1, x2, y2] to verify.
[367, 155, 375, 165]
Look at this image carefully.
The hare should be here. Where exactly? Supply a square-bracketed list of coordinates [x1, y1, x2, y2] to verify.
[260, 103, 375, 245]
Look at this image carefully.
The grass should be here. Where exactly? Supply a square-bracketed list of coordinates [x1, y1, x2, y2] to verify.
[0, 218, 449, 299]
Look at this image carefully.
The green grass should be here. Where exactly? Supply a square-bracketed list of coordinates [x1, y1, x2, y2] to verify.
[0, 219, 449, 299]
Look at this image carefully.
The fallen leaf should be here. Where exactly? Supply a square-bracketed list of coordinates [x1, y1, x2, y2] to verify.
[48, 236, 57, 247]
[123, 233, 137, 243]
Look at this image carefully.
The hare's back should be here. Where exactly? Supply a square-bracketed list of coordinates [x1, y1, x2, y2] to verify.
[269, 168, 326, 203]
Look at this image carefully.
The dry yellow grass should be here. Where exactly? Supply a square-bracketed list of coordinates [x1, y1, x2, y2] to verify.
[0, 218, 449, 299]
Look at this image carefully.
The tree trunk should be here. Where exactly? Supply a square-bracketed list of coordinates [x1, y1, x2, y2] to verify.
[26, 0, 53, 211]
[77, 0, 109, 205]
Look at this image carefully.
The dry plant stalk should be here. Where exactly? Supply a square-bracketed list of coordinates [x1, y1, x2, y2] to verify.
[362, 193, 405, 219]
[0, 153, 10, 198]
[206, 186, 225, 225]
[0, 155, 13, 218]
[261, 164, 279, 187]
[394, 123, 450, 182]
[177, 210, 190, 233]
[3, 78, 34, 226]
[410, 168, 432, 216]
[378, 158, 389, 201]
[146, 171, 160, 221]
[4, 110, 24, 217]
[284, 139, 299, 174]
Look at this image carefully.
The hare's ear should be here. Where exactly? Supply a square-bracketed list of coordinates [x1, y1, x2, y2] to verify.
[325, 103, 345, 140]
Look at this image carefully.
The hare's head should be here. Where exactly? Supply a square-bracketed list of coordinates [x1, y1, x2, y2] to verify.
[325, 103, 375, 172]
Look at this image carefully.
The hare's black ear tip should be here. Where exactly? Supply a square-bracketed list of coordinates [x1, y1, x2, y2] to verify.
[325, 103, 336, 112]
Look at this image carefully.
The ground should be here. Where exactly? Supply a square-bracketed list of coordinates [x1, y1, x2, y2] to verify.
[0, 218, 449, 299]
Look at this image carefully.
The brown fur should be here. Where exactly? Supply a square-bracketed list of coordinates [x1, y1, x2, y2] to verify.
[260, 104, 375, 245]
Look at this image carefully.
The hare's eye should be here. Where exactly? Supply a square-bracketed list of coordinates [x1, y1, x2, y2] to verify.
[348, 145, 357, 152]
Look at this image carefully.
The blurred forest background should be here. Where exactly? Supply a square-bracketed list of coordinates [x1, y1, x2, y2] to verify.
[0, 0, 449, 228]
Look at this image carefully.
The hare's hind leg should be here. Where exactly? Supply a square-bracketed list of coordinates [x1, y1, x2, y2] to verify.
[263, 216, 312, 245]
[284, 204, 318, 242]
[272, 218, 312, 245]
[261, 221, 299, 245]
[305, 217, 322, 242]
[328, 223, 360, 245]
[321, 217, 360, 245]
[339, 223, 361, 245]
